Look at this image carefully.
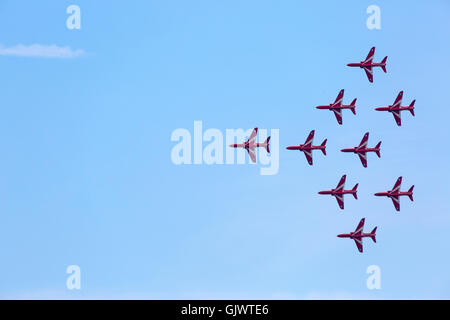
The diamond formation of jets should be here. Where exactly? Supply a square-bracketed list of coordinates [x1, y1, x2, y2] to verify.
[374, 176, 414, 212]
[318, 174, 358, 210]
[227, 47, 415, 253]
[228, 128, 270, 163]
[375, 91, 416, 126]
[347, 47, 387, 83]
[341, 132, 381, 168]
[316, 89, 357, 125]
[337, 218, 377, 253]
[286, 130, 327, 165]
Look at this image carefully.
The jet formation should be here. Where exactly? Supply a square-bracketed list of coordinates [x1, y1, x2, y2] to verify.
[227, 47, 415, 253]
[315, 48, 415, 126]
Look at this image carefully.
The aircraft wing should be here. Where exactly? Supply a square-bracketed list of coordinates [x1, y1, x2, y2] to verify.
[354, 218, 365, 235]
[392, 110, 402, 126]
[303, 130, 315, 147]
[358, 132, 369, 148]
[363, 66, 373, 83]
[392, 176, 402, 192]
[247, 147, 257, 163]
[391, 195, 401, 211]
[302, 150, 313, 166]
[332, 89, 344, 107]
[247, 128, 258, 145]
[392, 91, 403, 108]
[363, 47, 375, 64]
[357, 152, 367, 168]
[335, 175, 346, 191]
[353, 238, 364, 253]
[332, 109, 343, 125]
[334, 194, 345, 210]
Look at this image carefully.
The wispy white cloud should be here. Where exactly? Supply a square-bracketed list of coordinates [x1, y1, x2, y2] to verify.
[0, 44, 85, 58]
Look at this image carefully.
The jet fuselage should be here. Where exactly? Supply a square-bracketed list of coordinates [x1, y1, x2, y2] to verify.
[286, 144, 324, 151]
[229, 142, 267, 149]
[316, 104, 354, 110]
[337, 232, 375, 239]
[318, 189, 356, 196]
[374, 191, 413, 198]
[340, 147, 380, 154]
[346, 62, 386, 68]
[375, 106, 413, 112]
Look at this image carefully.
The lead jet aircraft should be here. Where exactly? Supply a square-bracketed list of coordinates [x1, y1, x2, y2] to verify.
[316, 89, 357, 125]
[286, 130, 327, 165]
[341, 132, 381, 168]
[229, 128, 270, 163]
[375, 91, 415, 126]
[337, 218, 377, 253]
[374, 176, 414, 212]
[347, 47, 387, 83]
[318, 174, 358, 210]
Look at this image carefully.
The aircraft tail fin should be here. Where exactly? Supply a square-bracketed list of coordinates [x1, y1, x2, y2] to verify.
[375, 141, 382, 158]
[410, 100, 416, 116]
[321, 139, 327, 155]
[381, 56, 388, 72]
[371, 227, 377, 243]
[265, 136, 271, 153]
[408, 185, 414, 201]
[350, 98, 357, 115]
[352, 183, 358, 199]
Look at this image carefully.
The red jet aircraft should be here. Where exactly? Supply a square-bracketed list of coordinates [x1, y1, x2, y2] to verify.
[347, 47, 387, 83]
[337, 218, 377, 253]
[286, 130, 327, 165]
[229, 128, 270, 163]
[316, 89, 357, 125]
[341, 132, 381, 168]
[375, 91, 415, 126]
[374, 176, 414, 212]
[318, 174, 358, 210]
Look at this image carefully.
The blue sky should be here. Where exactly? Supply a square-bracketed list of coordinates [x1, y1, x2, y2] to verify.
[0, 0, 449, 299]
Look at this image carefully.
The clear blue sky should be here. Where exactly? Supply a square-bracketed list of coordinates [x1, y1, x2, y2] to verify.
[0, 0, 449, 299]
